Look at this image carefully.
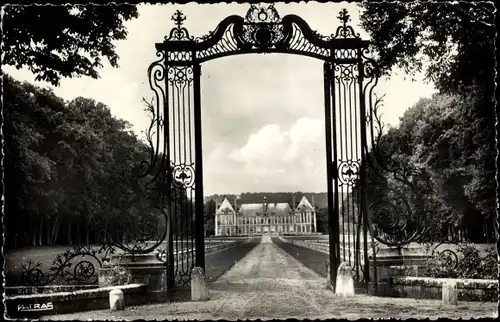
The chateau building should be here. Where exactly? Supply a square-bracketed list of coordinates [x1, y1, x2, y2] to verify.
[214, 195, 317, 236]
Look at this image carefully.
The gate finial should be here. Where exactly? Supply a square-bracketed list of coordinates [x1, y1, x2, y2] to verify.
[172, 10, 186, 29]
[337, 8, 351, 27]
[332, 8, 359, 39]
[166, 9, 193, 41]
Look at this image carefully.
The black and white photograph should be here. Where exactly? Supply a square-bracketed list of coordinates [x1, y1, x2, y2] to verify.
[1, 1, 498, 320]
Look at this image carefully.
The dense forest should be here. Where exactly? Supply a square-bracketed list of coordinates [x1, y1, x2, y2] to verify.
[359, 2, 496, 244]
[363, 93, 496, 243]
[3, 75, 194, 249]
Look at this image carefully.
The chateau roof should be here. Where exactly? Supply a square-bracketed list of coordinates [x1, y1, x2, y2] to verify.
[215, 196, 316, 216]
[295, 196, 314, 212]
[238, 202, 293, 216]
[216, 197, 235, 214]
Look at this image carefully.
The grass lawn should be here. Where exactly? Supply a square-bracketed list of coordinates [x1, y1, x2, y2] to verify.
[205, 237, 261, 283]
[272, 237, 329, 277]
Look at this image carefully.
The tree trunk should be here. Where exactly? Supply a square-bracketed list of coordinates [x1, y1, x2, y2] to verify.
[51, 215, 61, 244]
[67, 222, 72, 245]
[25, 220, 30, 247]
[38, 217, 43, 246]
[46, 218, 51, 245]
[32, 222, 37, 246]
[76, 220, 81, 245]
[86, 221, 90, 245]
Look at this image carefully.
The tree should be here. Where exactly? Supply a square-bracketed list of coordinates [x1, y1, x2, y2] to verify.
[363, 93, 496, 244]
[2, 4, 138, 86]
[3, 75, 156, 248]
[359, 2, 496, 244]
[359, 2, 495, 95]
[204, 199, 216, 236]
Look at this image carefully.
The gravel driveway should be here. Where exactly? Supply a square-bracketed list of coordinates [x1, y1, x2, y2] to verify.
[42, 235, 498, 320]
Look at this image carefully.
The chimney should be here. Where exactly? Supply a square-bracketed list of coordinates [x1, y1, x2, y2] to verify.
[234, 196, 238, 212]
[311, 194, 315, 208]
[292, 194, 296, 210]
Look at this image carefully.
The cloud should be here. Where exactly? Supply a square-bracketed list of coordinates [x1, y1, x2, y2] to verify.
[203, 117, 327, 193]
[284, 117, 323, 161]
[229, 124, 288, 163]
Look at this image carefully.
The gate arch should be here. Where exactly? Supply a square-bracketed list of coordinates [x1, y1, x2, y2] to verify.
[147, 4, 380, 292]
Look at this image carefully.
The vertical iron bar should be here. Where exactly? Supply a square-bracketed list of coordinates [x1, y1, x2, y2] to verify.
[193, 62, 205, 271]
[358, 50, 371, 292]
[164, 60, 175, 292]
[342, 69, 348, 263]
[337, 67, 344, 265]
[348, 71, 354, 267]
[323, 61, 336, 291]
[353, 80, 360, 279]
[333, 63, 341, 274]
[188, 70, 195, 275]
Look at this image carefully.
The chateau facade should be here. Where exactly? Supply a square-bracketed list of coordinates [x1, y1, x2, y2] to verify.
[214, 195, 317, 236]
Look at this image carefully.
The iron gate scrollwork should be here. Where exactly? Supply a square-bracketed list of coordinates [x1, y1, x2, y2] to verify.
[148, 4, 415, 292]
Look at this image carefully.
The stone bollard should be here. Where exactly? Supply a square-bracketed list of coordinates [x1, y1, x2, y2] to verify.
[335, 262, 355, 297]
[109, 288, 125, 311]
[442, 280, 458, 305]
[191, 267, 209, 301]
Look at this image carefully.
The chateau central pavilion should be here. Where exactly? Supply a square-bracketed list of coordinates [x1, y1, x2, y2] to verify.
[215, 195, 317, 236]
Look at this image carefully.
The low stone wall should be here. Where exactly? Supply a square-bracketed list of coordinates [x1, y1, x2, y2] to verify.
[5, 285, 98, 296]
[278, 237, 497, 302]
[5, 283, 147, 319]
[376, 277, 498, 302]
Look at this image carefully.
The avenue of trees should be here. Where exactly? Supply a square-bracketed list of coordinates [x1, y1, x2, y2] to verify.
[359, 2, 496, 243]
[3, 75, 144, 247]
[4, 75, 195, 249]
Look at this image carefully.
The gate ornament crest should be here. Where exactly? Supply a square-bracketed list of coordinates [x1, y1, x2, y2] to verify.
[159, 4, 370, 63]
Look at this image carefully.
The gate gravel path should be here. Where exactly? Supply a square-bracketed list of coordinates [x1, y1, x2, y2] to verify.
[42, 235, 497, 320]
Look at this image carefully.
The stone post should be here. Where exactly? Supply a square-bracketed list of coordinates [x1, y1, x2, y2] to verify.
[109, 288, 124, 311]
[442, 279, 458, 305]
[335, 262, 355, 297]
[325, 262, 332, 290]
[191, 267, 209, 301]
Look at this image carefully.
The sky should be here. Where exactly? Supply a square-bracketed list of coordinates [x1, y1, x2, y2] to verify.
[3, 2, 437, 196]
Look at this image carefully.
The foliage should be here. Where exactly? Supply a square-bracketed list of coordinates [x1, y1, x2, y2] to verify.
[362, 91, 496, 244]
[359, 2, 495, 95]
[204, 199, 216, 236]
[358, 3, 495, 245]
[106, 265, 132, 286]
[3, 74, 188, 248]
[420, 244, 497, 280]
[2, 4, 138, 86]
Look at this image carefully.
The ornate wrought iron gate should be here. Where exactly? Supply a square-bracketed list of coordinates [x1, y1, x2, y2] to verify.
[148, 4, 381, 291]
